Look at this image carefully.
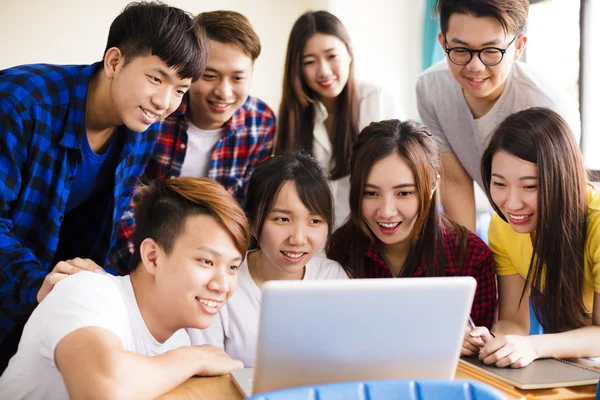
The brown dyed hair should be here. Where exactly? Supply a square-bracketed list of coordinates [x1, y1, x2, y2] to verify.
[129, 177, 251, 271]
[327, 119, 468, 278]
[481, 107, 588, 333]
[275, 11, 359, 181]
[105, 1, 208, 80]
[245, 152, 334, 249]
[195, 10, 261, 60]
[436, 0, 529, 35]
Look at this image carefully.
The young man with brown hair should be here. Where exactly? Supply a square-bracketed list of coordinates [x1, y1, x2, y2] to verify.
[0, 1, 207, 371]
[416, 0, 580, 232]
[111, 10, 275, 273]
[0, 177, 249, 399]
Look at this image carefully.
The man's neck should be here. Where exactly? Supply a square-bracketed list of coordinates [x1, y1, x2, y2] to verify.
[463, 79, 507, 119]
[85, 72, 120, 153]
[129, 269, 176, 343]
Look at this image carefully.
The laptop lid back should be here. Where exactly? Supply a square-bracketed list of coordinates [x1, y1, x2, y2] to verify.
[252, 277, 476, 395]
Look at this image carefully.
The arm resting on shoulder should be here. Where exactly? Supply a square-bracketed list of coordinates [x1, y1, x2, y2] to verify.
[440, 152, 476, 232]
[56, 326, 241, 400]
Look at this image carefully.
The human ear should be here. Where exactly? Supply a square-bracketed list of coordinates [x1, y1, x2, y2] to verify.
[103, 47, 124, 80]
[139, 238, 161, 276]
[513, 34, 528, 61]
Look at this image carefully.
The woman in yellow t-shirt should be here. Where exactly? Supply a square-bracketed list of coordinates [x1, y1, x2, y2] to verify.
[463, 107, 600, 368]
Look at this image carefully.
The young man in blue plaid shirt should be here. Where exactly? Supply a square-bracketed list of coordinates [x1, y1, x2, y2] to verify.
[0, 2, 206, 370]
[110, 10, 276, 273]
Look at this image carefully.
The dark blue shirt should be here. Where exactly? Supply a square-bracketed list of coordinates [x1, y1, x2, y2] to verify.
[0, 63, 158, 342]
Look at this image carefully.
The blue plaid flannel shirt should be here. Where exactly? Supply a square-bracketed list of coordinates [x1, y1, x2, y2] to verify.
[0, 63, 158, 342]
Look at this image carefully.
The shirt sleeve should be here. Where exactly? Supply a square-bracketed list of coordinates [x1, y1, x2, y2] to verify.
[235, 112, 276, 206]
[34, 272, 126, 362]
[488, 213, 518, 276]
[0, 97, 47, 341]
[415, 75, 452, 153]
[463, 232, 497, 329]
[586, 209, 600, 293]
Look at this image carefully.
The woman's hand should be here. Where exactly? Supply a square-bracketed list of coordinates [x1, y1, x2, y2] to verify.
[462, 326, 495, 356]
[479, 335, 539, 368]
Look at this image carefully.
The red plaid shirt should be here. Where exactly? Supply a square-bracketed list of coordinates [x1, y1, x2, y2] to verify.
[328, 228, 497, 329]
[108, 95, 275, 273]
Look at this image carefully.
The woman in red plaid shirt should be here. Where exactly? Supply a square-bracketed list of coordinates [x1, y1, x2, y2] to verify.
[327, 119, 497, 329]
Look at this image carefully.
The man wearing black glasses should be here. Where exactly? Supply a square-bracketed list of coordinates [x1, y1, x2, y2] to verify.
[416, 0, 580, 234]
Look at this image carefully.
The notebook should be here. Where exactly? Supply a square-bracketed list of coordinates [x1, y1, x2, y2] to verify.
[459, 356, 600, 390]
[232, 277, 477, 397]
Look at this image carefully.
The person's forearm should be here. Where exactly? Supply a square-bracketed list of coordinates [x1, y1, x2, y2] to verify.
[492, 319, 529, 337]
[440, 183, 476, 232]
[71, 347, 205, 400]
[531, 326, 600, 359]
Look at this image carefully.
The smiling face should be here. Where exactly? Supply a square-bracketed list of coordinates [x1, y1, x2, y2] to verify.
[360, 152, 420, 249]
[439, 13, 526, 110]
[490, 150, 539, 234]
[256, 180, 328, 279]
[301, 33, 352, 102]
[108, 52, 191, 132]
[188, 40, 254, 130]
[152, 214, 243, 330]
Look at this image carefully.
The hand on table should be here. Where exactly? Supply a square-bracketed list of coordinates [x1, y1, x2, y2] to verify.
[479, 335, 539, 368]
[37, 257, 105, 303]
[195, 345, 244, 376]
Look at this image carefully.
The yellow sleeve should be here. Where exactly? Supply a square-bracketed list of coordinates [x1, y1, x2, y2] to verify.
[586, 209, 600, 293]
[488, 213, 519, 276]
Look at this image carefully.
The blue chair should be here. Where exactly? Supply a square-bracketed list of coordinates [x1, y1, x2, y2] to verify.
[247, 380, 508, 400]
[596, 379, 600, 400]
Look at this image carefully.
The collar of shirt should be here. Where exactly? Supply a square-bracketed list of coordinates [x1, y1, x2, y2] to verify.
[60, 62, 102, 150]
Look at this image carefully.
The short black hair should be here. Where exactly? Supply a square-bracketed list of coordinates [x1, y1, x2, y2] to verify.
[104, 1, 208, 80]
[245, 152, 334, 248]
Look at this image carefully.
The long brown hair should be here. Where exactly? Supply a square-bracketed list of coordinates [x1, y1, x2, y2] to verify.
[275, 10, 359, 180]
[327, 119, 468, 278]
[481, 107, 588, 333]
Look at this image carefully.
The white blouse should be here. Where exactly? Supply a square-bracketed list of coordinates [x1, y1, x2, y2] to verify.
[312, 81, 399, 227]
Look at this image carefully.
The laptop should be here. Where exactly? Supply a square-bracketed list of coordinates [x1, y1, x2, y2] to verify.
[231, 277, 476, 397]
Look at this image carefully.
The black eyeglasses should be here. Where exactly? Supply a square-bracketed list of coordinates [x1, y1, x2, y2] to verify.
[444, 35, 518, 66]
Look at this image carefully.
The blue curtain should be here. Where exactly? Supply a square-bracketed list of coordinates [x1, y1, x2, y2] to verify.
[422, 0, 445, 71]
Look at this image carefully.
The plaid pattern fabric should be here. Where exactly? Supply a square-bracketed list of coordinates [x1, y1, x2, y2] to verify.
[0, 63, 158, 342]
[329, 228, 497, 329]
[108, 95, 275, 273]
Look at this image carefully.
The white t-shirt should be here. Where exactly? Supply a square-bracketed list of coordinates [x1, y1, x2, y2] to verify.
[312, 82, 399, 228]
[187, 254, 348, 367]
[179, 122, 222, 178]
[0, 272, 190, 400]
[416, 60, 581, 189]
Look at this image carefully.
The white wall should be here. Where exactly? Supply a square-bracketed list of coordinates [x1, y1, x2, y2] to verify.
[0, 0, 424, 119]
[330, 0, 425, 120]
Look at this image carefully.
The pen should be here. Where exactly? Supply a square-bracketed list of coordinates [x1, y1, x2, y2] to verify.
[468, 316, 476, 330]
[467, 316, 495, 338]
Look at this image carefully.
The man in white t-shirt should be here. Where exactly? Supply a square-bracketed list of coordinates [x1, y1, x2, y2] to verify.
[110, 10, 276, 274]
[0, 178, 251, 400]
[416, 0, 580, 232]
